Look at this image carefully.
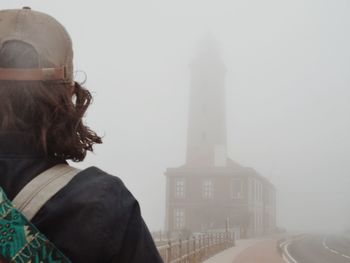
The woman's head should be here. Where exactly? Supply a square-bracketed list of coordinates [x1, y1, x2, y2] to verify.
[0, 8, 102, 162]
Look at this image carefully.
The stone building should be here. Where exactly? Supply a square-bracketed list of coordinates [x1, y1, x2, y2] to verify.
[165, 39, 276, 237]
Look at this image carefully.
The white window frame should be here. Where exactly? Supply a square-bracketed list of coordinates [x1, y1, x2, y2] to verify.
[174, 208, 185, 230]
[254, 180, 262, 203]
[175, 178, 186, 199]
[258, 182, 263, 202]
[202, 179, 213, 199]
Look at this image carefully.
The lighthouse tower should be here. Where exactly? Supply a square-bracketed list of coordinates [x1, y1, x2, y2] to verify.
[165, 38, 276, 237]
[186, 38, 228, 167]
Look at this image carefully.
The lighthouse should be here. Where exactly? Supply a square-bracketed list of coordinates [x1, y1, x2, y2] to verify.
[165, 37, 276, 237]
[186, 37, 227, 167]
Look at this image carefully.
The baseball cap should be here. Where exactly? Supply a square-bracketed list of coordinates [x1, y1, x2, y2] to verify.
[0, 7, 73, 82]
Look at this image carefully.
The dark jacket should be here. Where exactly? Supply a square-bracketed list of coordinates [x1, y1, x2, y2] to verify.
[0, 132, 163, 263]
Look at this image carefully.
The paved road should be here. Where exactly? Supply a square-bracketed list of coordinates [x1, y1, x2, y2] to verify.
[287, 234, 350, 263]
[233, 238, 284, 263]
[204, 235, 285, 263]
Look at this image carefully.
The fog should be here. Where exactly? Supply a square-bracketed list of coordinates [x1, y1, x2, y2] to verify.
[3, 0, 350, 234]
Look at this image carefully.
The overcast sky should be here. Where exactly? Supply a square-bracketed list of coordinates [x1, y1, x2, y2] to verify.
[3, 0, 350, 233]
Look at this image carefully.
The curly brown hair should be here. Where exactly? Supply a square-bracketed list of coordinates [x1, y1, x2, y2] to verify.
[0, 41, 102, 162]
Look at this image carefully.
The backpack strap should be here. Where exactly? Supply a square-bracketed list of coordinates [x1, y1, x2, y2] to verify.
[12, 164, 80, 221]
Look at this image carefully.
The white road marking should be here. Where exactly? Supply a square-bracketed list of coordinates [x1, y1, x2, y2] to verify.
[283, 241, 299, 263]
[280, 240, 289, 247]
[281, 235, 350, 263]
[322, 236, 350, 261]
[330, 249, 339, 254]
[281, 235, 309, 263]
[282, 252, 291, 263]
[322, 237, 330, 250]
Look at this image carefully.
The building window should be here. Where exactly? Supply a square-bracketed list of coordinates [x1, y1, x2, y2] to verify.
[232, 179, 244, 199]
[258, 182, 262, 202]
[175, 179, 185, 198]
[254, 180, 262, 203]
[174, 209, 185, 230]
[202, 179, 213, 199]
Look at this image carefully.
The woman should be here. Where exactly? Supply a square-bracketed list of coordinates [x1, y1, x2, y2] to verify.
[0, 7, 162, 263]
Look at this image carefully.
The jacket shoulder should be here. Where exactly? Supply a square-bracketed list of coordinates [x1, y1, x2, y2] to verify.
[64, 166, 137, 213]
[33, 166, 140, 262]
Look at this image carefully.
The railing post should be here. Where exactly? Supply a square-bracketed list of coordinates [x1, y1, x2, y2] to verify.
[233, 231, 235, 247]
[166, 240, 172, 263]
[202, 234, 205, 260]
[186, 237, 190, 263]
[227, 232, 230, 248]
[202, 234, 205, 259]
[194, 236, 197, 263]
[223, 232, 225, 248]
[192, 236, 195, 263]
[223, 232, 225, 249]
[179, 238, 182, 263]
[197, 236, 200, 261]
[205, 233, 210, 257]
[217, 233, 220, 251]
[220, 233, 223, 250]
[199, 235, 203, 261]
[209, 234, 212, 255]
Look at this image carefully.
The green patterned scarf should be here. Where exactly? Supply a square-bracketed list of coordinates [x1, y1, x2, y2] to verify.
[0, 187, 71, 263]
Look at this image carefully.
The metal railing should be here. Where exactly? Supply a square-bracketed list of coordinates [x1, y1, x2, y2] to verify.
[157, 231, 235, 263]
